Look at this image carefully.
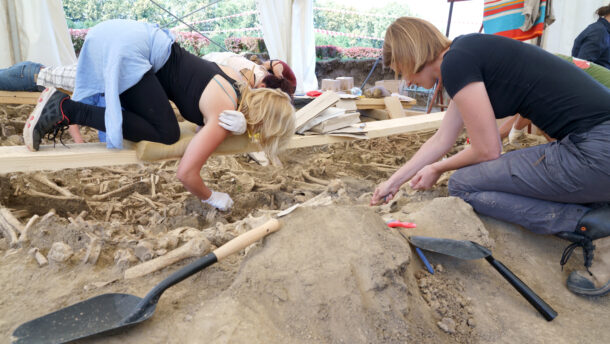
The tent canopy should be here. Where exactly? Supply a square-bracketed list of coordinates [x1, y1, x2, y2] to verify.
[0, 0, 76, 68]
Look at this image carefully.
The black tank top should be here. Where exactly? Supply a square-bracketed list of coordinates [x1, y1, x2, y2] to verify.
[155, 43, 241, 126]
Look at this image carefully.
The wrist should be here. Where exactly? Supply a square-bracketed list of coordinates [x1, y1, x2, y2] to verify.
[429, 162, 442, 174]
[202, 190, 213, 201]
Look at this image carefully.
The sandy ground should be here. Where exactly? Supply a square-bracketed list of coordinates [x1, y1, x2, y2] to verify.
[1, 103, 609, 343]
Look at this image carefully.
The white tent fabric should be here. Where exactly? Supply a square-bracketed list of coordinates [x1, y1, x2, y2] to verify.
[542, 0, 607, 56]
[0, 0, 76, 68]
[256, 0, 318, 93]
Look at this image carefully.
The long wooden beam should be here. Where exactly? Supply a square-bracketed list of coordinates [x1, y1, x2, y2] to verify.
[0, 90, 416, 109]
[0, 112, 444, 173]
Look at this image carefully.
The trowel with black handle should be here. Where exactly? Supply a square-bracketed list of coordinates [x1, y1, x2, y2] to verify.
[408, 236, 557, 321]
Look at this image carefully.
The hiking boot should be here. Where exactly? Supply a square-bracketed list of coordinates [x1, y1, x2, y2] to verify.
[23, 87, 70, 151]
[566, 237, 610, 296]
[557, 207, 610, 297]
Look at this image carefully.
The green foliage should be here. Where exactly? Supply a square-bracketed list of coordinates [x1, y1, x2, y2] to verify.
[62, 0, 413, 53]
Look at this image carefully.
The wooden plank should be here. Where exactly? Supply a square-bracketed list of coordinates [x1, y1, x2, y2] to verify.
[335, 99, 358, 111]
[0, 91, 40, 105]
[383, 96, 405, 119]
[310, 112, 361, 133]
[295, 91, 340, 131]
[355, 97, 416, 110]
[0, 112, 444, 173]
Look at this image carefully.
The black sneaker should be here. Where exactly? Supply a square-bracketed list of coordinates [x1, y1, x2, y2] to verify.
[23, 87, 70, 151]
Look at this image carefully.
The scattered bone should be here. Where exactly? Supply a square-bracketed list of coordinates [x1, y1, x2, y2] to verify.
[293, 180, 326, 191]
[28, 247, 48, 267]
[180, 228, 204, 242]
[104, 203, 114, 222]
[132, 192, 164, 209]
[157, 233, 180, 250]
[92, 181, 148, 201]
[114, 249, 138, 270]
[47, 242, 73, 263]
[302, 170, 330, 186]
[0, 207, 23, 248]
[31, 173, 76, 197]
[124, 234, 211, 279]
[134, 240, 156, 262]
[255, 181, 282, 192]
[150, 174, 158, 197]
[83, 237, 102, 265]
[18, 214, 39, 244]
[233, 173, 255, 192]
[248, 151, 269, 166]
[326, 179, 344, 193]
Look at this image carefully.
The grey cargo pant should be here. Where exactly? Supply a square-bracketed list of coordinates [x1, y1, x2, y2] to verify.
[449, 121, 610, 234]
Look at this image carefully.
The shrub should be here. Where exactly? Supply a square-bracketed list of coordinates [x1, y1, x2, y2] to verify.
[225, 37, 266, 54]
[316, 45, 340, 59]
[339, 47, 382, 60]
[172, 31, 210, 56]
[69, 29, 89, 55]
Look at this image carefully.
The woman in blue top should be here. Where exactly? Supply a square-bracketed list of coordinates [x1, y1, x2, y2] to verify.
[23, 20, 295, 212]
[572, 3, 610, 69]
[371, 17, 610, 297]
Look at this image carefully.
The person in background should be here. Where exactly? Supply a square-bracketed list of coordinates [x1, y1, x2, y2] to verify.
[372, 17, 610, 297]
[572, 3, 610, 69]
[23, 19, 295, 212]
[203, 52, 297, 97]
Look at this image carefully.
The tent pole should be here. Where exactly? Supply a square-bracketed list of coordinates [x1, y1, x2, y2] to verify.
[446, 0, 455, 37]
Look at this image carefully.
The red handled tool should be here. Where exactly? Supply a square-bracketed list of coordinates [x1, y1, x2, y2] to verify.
[387, 220, 417, 229]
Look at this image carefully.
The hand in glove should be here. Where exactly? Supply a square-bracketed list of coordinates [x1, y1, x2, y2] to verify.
[202, 190, 234, 211]
[218, 110, 247, 135]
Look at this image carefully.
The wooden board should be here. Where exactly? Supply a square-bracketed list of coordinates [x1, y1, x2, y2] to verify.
[310, 112, 361, 133]
[0, 112, 445, 173]
[355, 97, 415, 110]
[0, 91, 41, 105]
[383, 96, 405, 119]
[294, 91, 340, 131]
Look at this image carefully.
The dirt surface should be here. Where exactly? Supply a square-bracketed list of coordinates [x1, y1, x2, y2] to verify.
[1, 103, 609, 343]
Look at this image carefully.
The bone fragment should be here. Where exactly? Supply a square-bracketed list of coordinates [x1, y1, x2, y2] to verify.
[18, 214, 39, 244]
[0, 207, 23, 248]
[47, 242, 73, 263]
[83, 237, 102, 265]
[114, 249, 138, 270]
[31, 173, 76, 197]
[28, 247, 48, 267]
[302, 170, 330, 186]
[124, 235, 210, 279]
[134, 240, 156, 262]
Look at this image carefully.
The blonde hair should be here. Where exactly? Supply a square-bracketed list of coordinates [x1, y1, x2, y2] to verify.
[237, 84, 295, 161]
[383, 17, 452, 77]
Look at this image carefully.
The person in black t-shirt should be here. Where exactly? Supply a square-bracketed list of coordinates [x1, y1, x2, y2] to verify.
[371, 17, 610, 297]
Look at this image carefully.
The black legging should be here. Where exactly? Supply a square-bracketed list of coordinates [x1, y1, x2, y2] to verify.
[63, 69, 180, 144]
[63, 43, 240, 144]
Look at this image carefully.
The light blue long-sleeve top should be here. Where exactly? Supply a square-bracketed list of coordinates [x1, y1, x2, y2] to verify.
[72, 19, 174, 149]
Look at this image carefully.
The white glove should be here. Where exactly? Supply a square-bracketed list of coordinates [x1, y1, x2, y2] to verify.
[202, 190, 234, 211]
[218, 110, 247, 135]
